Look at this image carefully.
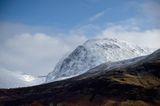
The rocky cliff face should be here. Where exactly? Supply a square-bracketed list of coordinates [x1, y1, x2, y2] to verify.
[0, 49, 159, 106]
[46, 38, 153, 82]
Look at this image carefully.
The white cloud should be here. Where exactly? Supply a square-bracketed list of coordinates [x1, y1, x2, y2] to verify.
[0, 22, 60, 41]
[131, 0, 160, 28]
[0, 67, 44, 88]
[141, 1, 160, 19]
[0, 33, 87, 76]
[89, 10, 106, 22]
[97, 24, 160, 48]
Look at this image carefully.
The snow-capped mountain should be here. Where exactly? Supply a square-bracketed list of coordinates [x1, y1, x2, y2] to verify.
[0, 68, 45, 88]
[46, 38, 154, 82]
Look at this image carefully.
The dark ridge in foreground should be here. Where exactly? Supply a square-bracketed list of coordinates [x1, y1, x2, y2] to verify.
[0, 49, 160, 106]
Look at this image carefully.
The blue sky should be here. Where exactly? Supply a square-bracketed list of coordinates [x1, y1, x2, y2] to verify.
[0, 0, 159, 76]
[0, 0, 157, 29]
[0, 0, 130, 27]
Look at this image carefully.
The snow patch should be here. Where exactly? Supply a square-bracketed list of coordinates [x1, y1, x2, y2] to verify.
[46, 38, 154, 82]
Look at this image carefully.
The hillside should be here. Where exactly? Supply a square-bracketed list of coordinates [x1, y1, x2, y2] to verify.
[46, 38, 152, 82]
[0, 49, 159, 106]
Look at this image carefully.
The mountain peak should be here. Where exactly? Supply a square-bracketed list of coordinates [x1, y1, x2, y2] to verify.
[46, 38, 153, 82]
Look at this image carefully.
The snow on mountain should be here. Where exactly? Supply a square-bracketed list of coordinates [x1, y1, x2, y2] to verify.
[46, 38, 154, 82]
[0, 67, 45, 88]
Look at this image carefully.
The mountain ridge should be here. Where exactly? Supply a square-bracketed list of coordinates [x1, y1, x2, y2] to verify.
[0, 49, 159, 106]
[46, 38, 153, 82]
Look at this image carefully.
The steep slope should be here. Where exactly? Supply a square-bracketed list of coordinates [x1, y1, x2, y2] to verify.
[0, 49, 159, 106]
[46, 38, 153, 82]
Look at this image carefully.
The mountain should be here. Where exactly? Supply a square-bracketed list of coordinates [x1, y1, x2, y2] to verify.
[0, 68, 45, 88]
[46, 38, 153, 82]
[0, 49, 159, 106]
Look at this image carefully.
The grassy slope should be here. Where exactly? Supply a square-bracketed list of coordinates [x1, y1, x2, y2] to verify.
[0, 50, 160, 106]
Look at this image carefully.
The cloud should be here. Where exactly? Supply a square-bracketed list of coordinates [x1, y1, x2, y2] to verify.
[0, 66, 44, 88]
[89, 10, 106, 22]
[93, 0, 160, 49]
[131, 0, 160, 28]
[0, 22, 64, 42]
[141, 1, 160, 19]
[97, 24, 160, 48]
[0, 33, 87, 76]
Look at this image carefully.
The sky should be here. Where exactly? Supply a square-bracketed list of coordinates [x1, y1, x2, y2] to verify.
[0, 0, 160, 76]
